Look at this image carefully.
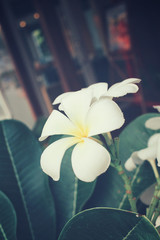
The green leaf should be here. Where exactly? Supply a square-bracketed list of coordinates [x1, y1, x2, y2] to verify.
[120, 113, 160, 162]
[85, 113, 160, 211]
[84, 166, 124, 209]
[49, 146, 96, 237]
[119, 113, 160, 209]
[0, 120, 56, 240]
[0, 191, 17, 240]
[32, 116, 47, 139]
[58, 207, 160, 240]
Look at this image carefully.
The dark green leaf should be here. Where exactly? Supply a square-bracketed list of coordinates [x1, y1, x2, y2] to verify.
[32, 116, 47, 139]
[85, 113, 160, 211]
[84, 166, 124, 209]
[0, 191, 17, 240]
[58, 207, 160, 240]
[49, 146, 96, 237]
[119, 113, 160, 209]
[0, 120, 56, 240]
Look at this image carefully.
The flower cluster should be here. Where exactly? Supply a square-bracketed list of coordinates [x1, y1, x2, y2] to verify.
[39, 78, 140, 182]
[125, 105, 160, 171]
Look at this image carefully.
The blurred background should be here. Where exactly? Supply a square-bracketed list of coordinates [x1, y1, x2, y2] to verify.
[0, 0, 160, 130]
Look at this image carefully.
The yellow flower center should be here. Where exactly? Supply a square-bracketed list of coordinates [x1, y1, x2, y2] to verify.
[72, 122, 89, 139]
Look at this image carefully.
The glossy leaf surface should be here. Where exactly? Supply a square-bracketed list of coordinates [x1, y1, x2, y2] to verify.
[49, 145, 96, 236]
[119, 113, 160, 209]
[0, 191, 17, 240]
[0, 120, 56, 240]
[85, 114, 160, 211]
[58, 207, 160, 240]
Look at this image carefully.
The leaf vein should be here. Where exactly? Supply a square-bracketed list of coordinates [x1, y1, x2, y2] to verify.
[2, 122, 35, 240]
[122, 218, 143, 239]
[72, 177, 78, 216]
[0, 224, 8, 240]
[118, 166, 141, 209]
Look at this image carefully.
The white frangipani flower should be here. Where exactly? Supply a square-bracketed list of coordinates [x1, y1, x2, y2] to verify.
[125, 133, 160, 171]
[39, 89, 125, 182]
[53, 78, 141, 107]
[88, 78, 141, 99]
[145, 105, 160, 130]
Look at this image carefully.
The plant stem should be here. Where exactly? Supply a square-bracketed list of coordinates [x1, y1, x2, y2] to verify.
[107, 132, 112, 140]
[101, 133, 113, 148]
[156, 225, 160, 234]
[148, 159, 160, 181]
[152, 200, 160, 225]
[146, 159, 160, 221]
[115, 164, 137, 212]
[146, 184, 160, 220]
[102, 132, 137, 212]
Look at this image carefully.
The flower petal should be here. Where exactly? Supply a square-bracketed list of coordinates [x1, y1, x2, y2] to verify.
[156, 216, 160, 227]
[60, 89, 92, 128]
[39, 110, 79, 141]
[52, 92, 73, 105]
[156, 136, 160, 166]
[145, 117, 160, 130]
[148, 133, 160, 147]
[153, 105, 160, 112]
[125, 157, 137, 171]
[40, 137, 79, 180]
[137, 146, 157, 160]
[106, 78, 141, 97]
[86, 98, 125, 136]
[148, 134, 160, 166]
[117, 78, 141, 85]
[88, 82, 108, 100]
[71, 138, 110, 182]
[125, 151, 144, 171]
[131, 151, 144, 165]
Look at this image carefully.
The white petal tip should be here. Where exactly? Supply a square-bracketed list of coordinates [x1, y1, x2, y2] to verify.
[52, 96, 62, 105]
[51, 176, 59, 181]
[39, 136, 48, 141]
[78, 176, 97, 182]
[53, 99, 61, 105]
[41, 164, 60, 181]
[127, 78, 141, 83]
[153, 105, 160, 112]
[135, 78, 141, 83]
[58, 104, 64, 111]
[145, 117, 160, 130]
[43, 171, 60, 181]
[125, 158, 136, 171]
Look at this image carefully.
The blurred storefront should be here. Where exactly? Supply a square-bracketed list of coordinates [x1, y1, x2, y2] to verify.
[0, 30, 36, 128]
[0, 0, 160, 128]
